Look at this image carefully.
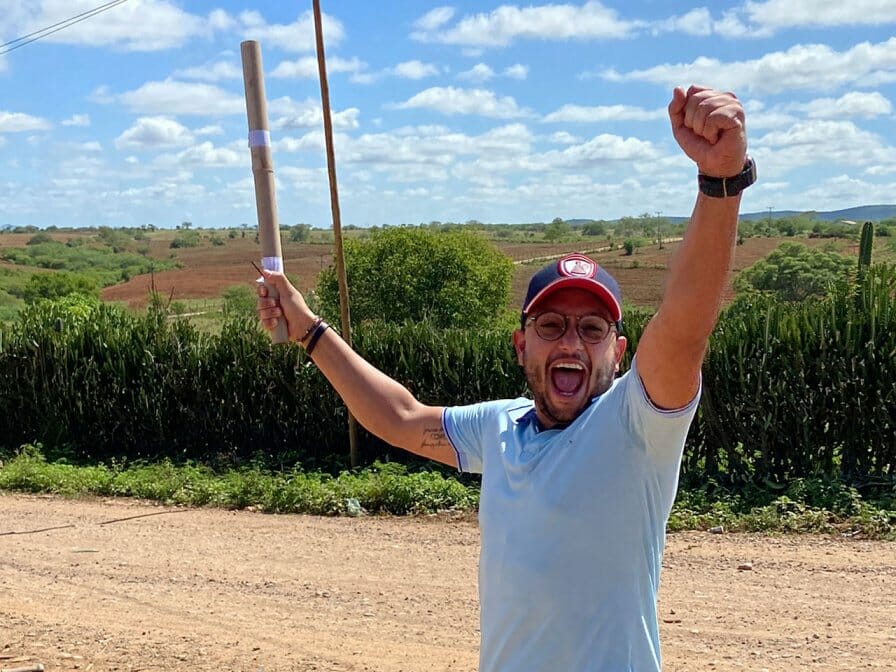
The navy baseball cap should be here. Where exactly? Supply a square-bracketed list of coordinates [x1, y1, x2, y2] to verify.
[521, 253, 622, 328]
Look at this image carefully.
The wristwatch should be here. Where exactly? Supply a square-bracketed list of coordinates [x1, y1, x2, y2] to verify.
[698, 156, 757, 198]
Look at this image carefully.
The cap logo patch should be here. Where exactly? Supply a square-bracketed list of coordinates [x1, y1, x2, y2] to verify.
[559, 255, 596, 279]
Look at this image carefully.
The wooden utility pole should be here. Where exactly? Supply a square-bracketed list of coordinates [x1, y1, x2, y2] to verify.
[313, 0, 360, 467]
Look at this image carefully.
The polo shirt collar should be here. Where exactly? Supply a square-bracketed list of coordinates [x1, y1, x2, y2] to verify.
[509, 395, 602, 433]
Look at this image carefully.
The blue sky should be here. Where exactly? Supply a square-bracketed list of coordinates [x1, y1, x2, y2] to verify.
[1, 1, 895, 229]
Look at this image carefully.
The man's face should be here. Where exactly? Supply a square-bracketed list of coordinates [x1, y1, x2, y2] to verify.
[512, 288, 627, 429]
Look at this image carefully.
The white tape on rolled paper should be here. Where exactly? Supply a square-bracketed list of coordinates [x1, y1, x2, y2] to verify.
[262, 256, 283, 272]
[248, 129, 271, 148]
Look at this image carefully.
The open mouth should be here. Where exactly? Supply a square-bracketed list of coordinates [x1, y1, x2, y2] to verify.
[550, 361, 586, 397]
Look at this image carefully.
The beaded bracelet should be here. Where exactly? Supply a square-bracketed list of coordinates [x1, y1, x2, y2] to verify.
[298, 316, 322, 344]
[304, 320, 329, 356]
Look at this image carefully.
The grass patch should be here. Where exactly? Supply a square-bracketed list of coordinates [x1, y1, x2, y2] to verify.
[1, 445, 893, 538]
[669, 483, 896, 540]
[0, 445, 478, 516]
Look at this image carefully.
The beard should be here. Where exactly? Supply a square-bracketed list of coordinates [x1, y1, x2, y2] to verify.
[524, 355, 617, 427]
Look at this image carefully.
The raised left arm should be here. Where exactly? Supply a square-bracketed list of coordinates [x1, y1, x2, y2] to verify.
[636, 86, 751, 410]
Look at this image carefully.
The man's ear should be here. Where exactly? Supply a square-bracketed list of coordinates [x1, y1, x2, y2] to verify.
[614, 335, 628, 372]
[512, 329, 526, 366]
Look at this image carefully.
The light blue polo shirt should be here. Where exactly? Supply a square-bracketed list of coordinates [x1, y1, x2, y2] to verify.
[442, 356, 699, 672]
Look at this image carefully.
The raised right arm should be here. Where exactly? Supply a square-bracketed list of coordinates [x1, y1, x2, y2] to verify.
[257, 271, 458, 468]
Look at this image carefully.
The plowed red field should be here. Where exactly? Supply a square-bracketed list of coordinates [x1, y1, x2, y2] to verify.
[94, 235, 845, 310]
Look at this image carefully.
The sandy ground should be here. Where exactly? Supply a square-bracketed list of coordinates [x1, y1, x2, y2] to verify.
[1, 494, 894, 672]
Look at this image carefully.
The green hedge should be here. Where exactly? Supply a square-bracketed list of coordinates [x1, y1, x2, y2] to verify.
[0, 266, 893, 488]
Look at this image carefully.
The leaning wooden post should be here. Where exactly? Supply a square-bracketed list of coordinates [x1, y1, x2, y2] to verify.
[313, 0, 360, 467]
[241, 40, 288, 345]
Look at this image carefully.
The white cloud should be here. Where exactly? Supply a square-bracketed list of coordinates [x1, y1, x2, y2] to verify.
[413, 7, 456, 32]
[8, 0, 220, 51]
[797, 174, 896, 212]
[62, 114, 90, 127]
[79, 141, 102, 152]
[755, 120, 891, 173]
[119, 80, 245, 116]
[542, 104, 666, 123]
[171, 141, 242, 167]
[459, 63, 529, 82]
[653, 8, 713, 36]
[797, 91, 892, 119]
[654, 1, 896, 39]
[411, 1, 642, 47]
[504, 64, 529, 80]
[270, 56, 366, 79]
[208, 9, 237, 31]
[115, 117, 195, 150]
[174, 61, 242, 82]
[238, 9, 344, 53]
[394, 86, 532, 119]
[549, 131, 582, 145]
[89, 85, 115, 104]
[195, 125, 225, 136]
[601, 37, 896, 95]
[746, 109, 799, 131]
[538, 134, 660, 170]
[278, 132, 323, 153]
[712, 11, 751, 38]
[269, 98, 360, 130]
[342, 123, 533, 171]
[392, 60, 439, 79]
[865, 164, 896, 176]
[458, 64, 495, 83]
[0, 111, 52, 132]
[742, 0, 896, 31]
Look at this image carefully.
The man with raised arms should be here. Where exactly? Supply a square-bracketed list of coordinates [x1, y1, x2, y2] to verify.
[257, 85, 755, 671]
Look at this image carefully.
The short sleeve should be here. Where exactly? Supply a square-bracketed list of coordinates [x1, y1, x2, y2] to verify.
[442, 401, 509, 474]
[618, 355, 701, 462]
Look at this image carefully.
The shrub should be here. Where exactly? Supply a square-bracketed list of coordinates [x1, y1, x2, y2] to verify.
[170, 231, 201, 248]
[221, 285, 256, 319]
[317, 227, 513, 329]
[21, 272, 99, 303]
[27, 232, 53, 246]
[735, 242, 854, 302]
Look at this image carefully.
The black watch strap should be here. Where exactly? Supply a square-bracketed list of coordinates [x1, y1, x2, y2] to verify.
[698, 156, 757, 198]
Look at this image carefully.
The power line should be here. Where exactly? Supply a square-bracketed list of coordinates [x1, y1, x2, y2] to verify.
[0, 0, 129, 50]
[0, 0, 131, 57]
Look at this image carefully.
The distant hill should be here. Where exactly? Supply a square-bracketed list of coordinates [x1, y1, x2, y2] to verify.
[738, 205, 896, 223]
[568, 204, 896, 226]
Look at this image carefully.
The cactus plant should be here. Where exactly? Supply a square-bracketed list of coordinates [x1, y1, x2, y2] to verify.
[858, 220, 874, 270]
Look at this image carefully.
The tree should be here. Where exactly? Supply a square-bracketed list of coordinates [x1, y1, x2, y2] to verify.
[289, 223, 312, 243]
[734, 242, 854, 302]
[543, 218, 571, 242]
[316, 227, 513, 329]
[582, 221, 607, 237]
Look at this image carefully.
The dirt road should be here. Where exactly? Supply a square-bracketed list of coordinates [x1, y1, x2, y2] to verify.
[1, 494, 893, 671]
